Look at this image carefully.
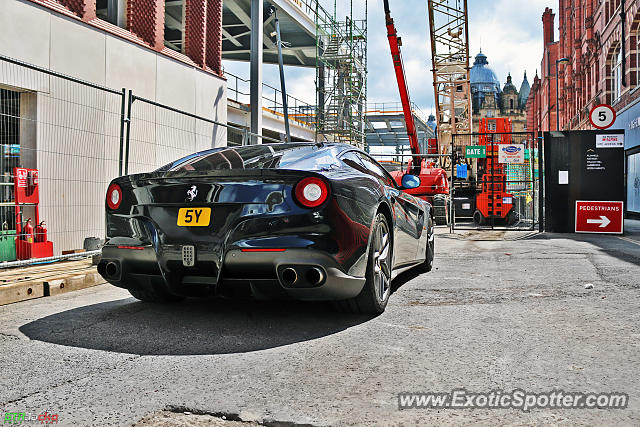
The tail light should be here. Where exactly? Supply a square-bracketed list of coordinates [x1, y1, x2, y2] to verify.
[106, 183, 122, 210]
[294, 177, 330, 208]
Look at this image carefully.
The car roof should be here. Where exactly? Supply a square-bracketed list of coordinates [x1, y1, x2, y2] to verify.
[191, 142, 358, 158]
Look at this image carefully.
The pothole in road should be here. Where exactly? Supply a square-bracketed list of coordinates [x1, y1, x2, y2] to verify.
[133, 407, 318, 427]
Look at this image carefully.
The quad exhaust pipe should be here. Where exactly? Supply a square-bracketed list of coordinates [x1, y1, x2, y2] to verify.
[100, 261, 121, 280]
[281, 267, 298, 286]
[280, 266, 325, 287]
[306, 267, 325, 286]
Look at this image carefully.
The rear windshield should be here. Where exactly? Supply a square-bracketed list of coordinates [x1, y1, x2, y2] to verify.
[157, 144, 338, 172]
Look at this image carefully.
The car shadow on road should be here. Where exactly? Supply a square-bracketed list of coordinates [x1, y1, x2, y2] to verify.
[18, 297, 372, 356]
[390, 268, 422, 295]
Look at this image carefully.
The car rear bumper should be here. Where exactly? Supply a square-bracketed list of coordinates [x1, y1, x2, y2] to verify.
[98, 245, 366, 301]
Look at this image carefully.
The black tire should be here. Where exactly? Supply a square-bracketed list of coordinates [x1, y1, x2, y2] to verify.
[473, 210, 486, 226]
[128, 285, 185, 304]
[432, 195, 449, 226]
[506, 210, 518, 226]
[417, 216, 434, 273]
[434, 215, 448, 226]
[335, 213, 392, 315]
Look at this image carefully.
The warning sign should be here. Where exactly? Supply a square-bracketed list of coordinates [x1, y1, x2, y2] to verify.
[16, 168, 28, 188]
[596, 134, 624, 148]
[575, 200, 624, 234]
[498, 144, 525, 164]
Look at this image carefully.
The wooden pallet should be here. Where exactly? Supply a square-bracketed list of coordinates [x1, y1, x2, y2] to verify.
[0, 259, 105, 306]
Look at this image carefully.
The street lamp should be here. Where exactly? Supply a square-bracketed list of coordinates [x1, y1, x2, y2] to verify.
[556, 57, 569, 131]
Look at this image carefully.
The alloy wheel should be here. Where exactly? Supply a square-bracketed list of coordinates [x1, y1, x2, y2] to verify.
[373, 219, 391, 303]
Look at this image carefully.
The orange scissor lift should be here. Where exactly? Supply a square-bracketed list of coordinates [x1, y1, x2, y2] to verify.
[473, 118, 517, 226]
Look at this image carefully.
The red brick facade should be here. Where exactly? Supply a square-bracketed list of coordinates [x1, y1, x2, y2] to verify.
[526, 8, 560, 134]
[59, 0, 96, 21]
[127, 0, 164, 50]
[29, 0, 224, 78]
[527, 1, 640, 132]
[185, 0, 207, 67]
[205, 0, 223, 75]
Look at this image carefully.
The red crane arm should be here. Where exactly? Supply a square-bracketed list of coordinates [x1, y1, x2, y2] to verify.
[383, 0, 421, 173]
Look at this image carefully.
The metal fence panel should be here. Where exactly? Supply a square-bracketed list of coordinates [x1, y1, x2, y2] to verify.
[0, 55, 296, 265]
[451, 132, 539, 231]
[0, 56, 124, 256]
[126, 94, 280, 174]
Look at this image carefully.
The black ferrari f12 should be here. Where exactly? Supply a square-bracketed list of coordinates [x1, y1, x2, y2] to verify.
[98, 143, 434, 314]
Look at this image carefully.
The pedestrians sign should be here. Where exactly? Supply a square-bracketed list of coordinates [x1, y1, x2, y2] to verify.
[589, 104, 616, 130]
[465, 145, 485, 158]
[575, 200, 623, 234]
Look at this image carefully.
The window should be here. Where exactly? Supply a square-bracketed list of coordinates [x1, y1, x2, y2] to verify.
[637, 29, 640, 87]
[159, 145, 334, 172]
[0, 89, 23, 230]
[510, 98, 514, 109]
[356, 153, 395, 187]
[164, 0, 185, 53]
[340, 151, 368, 174]
[613, 47, 623, 102]
[96, 0, 126, 27]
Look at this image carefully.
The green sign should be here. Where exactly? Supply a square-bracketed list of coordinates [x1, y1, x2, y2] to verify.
[465, 145, 486, 158]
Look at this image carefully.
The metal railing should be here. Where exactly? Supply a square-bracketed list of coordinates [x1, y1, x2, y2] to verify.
[366, 101, 432, 125]
[225, 71, 316, 127]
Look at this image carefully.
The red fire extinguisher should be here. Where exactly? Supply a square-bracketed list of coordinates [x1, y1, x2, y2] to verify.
[24, 218, 34, 243]
[35, 221, 47, 243]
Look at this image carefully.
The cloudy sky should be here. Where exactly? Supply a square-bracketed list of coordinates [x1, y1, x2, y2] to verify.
[223, 0, 556, 114]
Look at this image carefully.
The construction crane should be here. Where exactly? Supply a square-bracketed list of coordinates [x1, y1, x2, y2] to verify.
[382, 0, 420, 174]
[382, 0, 450, 225]
[427, 0, 472, 162]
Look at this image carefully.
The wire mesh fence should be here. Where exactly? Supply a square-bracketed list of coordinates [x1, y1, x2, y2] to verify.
[0, 57, 124, 260]
[0, 55, 281, 264]
[125, 94, 227, 174]
[451, 132, 539, 231]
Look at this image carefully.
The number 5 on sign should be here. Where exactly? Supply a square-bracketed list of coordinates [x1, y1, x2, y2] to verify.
[589, 104, 616, 130]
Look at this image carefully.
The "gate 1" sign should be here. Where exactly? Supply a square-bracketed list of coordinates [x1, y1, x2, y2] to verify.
[465, 145, 486, 158]
[575, 200, 623, 234]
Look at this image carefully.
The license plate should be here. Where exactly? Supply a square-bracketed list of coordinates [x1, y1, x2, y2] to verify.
[177, 208, 211, 226]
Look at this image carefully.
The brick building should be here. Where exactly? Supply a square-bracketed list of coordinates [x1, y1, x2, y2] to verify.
[526, 1, 640, 215]
[525, 7, 560, 134]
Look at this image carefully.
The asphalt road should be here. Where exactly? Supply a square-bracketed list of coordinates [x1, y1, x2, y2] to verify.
[1, 224, 640, 426]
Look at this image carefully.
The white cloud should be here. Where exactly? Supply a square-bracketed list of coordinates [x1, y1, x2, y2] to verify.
[224, 0, 556, 114]
[468, 0, 553, 88]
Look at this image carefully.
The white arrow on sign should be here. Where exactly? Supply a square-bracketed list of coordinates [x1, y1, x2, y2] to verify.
[587, 216, 611, 228]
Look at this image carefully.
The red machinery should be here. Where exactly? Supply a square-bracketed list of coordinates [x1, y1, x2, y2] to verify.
[14, 167, 53, 259]
[383, 0, 450, 225]
[473, 118, 517, 225]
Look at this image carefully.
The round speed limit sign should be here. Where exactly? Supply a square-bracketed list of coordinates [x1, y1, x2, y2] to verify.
[589, 104, 616, 129]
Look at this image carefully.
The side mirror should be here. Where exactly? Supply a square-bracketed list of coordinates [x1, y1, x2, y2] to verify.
[401, 174, 421, 189]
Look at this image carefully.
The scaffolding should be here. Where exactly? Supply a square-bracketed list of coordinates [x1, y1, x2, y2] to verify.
[314, 1, 367, 148]
[428, 0, 472, 158]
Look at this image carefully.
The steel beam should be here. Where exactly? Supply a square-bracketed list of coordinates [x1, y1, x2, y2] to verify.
[250, 0, 263, 144]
